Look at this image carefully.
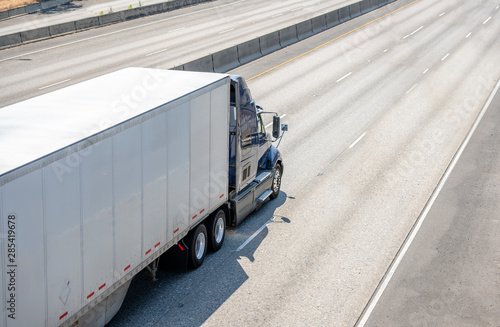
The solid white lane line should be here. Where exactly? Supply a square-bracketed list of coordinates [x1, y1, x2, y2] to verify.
[146, 48, 169, 56]
[441, 53, 450, 61]
[0, 0, 245, 63]
[349, 132, 367, 149]
[272, 13, 283, 18]
[423, 68, 429, 74]
[383, 49, 388, 53]
[291, 7, 303, 12]
[439, 12, 445, 17]
[466, 32, 472, 38]
[483, 17, 491, 24]
[410, 26, 424, 35]
[237, 217, 274, 251]
[356, 76, 500, 327]
[496, 5, 499, 9]
[403, 34, 410, 39]
[39, 79, 71, 90]
[337, 72, 352, 83]
[265, 114, 287, 128]
[405, 83, 418, 95]
[219, 28, 235, 34]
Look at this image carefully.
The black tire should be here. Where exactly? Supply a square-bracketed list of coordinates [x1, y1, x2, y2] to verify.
[207, 209, 226, 252]
[185, 224, 208, 269]
[270, 163, 282, 200]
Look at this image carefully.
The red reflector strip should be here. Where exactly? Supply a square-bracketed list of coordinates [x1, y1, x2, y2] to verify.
[178, 243, 185, 251]
[87, 292, 94, 299]
[124, 264, 131, 272]
[200, 209, 205, 214]
[60, 312, 68, 320]
[174, 228, 179, 234]
[99, 283, 106, 290]
[145, 249, 151, 255]
[192, 214, 197, 220]
[219, 194, 224, 199]
[155, 242, 161, 248]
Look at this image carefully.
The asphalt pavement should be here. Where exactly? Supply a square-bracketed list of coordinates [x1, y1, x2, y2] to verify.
[0, 0, 172, 35]
[362, 80, 500, 327]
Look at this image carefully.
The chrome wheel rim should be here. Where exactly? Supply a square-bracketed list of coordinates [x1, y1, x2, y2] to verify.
[195, 232, 206, 260]
[273, 169, 281, 193]
[215, 217, 224, 244]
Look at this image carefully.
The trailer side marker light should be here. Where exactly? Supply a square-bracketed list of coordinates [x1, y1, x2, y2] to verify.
[220, 194, 224, 198]
[145, 249, 152, 255]
[60, 312, 68, 320]
[99, 283, 106, 290]
[124, 264, 131, 271]
[87, 292, 94, 299]
[200, 209, 205, 214]
[174, 228, 179, 234]
[178, 243, 185, 251]
[192, 214, 197, 220]
[155, 242, 161, 248]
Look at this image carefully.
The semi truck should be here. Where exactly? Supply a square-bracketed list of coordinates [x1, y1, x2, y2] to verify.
[0, 68, 286, 326]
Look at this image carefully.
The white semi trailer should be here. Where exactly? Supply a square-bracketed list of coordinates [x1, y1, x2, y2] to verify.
[0, 68, 285, 326]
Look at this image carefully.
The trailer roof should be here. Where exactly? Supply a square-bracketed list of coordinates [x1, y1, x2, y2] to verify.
[0, 68, 228, 177]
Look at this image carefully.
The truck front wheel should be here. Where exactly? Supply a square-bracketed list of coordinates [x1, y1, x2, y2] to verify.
[270, 163, 282, 200]
[186, 224, 208, 269]
[208, 209, 226, 252]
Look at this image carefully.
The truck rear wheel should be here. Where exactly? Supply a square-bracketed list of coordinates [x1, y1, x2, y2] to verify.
[270, 163, 282, 200]
[207, 209, 226, 252]
[186, 224, 207, 269]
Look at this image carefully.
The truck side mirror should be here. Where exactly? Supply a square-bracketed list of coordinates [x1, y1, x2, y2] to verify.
[272, 116, 280, 138]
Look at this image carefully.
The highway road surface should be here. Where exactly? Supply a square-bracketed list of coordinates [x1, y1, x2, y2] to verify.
[1, 0, 499, 325]
[0, 0, 359, 108]
[110, 0, 500, 326]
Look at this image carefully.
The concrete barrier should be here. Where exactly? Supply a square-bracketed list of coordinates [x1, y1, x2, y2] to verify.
[21, 27, 50, 42]
[349, 2, 361, 18]
[213, 46, 240, 73]
[49, 21, 76, 36]
[8, 6, 26, 17]
[145, 3, 165, 15]
[183, 55, 214, 72]
[171, 65, 184, 71]
[296, 20, 313, 40]
[98, 12, 123, 25]
[368, 0, 379, 11]
[360, 0, 371, 14]
[0, 33, 22, 47]
[259, 31, 281, 55]
[75, 17, 100, 30]
[0, 11, 8, 20]
[41, 1, 57, 10]
[338, 6, 350, 23]
[26, 3, 42, 14]
[237, 38, 262, 65]
[312, 15, 327, 33]
[325, 10, 340, 28]
[279, 25, 298, 47]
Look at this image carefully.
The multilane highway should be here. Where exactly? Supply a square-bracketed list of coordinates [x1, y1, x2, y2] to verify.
[0, 0, 359, 108]
[108, 0, 500, 325]
[2, 0, 499, 325]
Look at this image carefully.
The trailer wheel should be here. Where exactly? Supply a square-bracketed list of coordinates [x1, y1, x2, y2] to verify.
[270, 163, 282, 200]
[186, 224, 208, 269]
[208, 209, 226, 252]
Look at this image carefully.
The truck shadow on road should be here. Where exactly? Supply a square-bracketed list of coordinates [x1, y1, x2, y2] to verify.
[108, 191, 289, 326]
